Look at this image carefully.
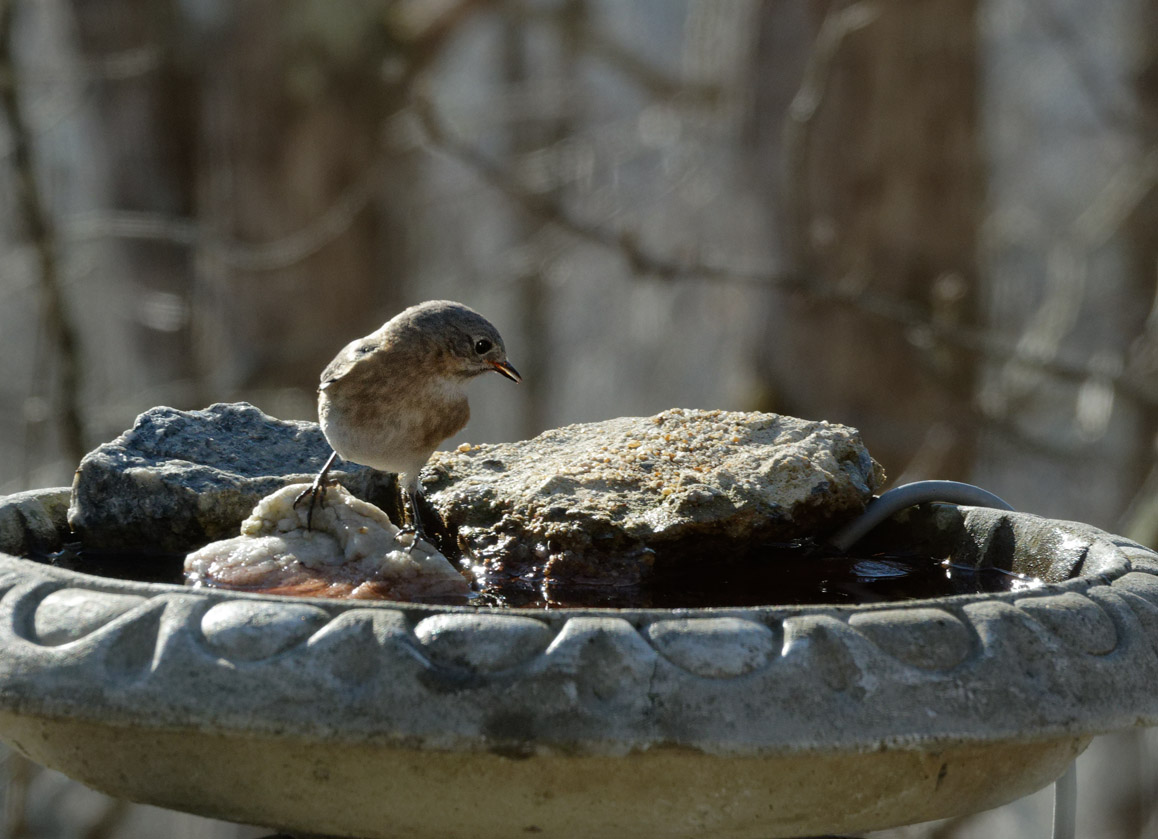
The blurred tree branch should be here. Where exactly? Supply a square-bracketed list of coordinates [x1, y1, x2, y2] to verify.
[49, 0, 1158, 425]
[0, 0, 86, 465]
[781, 0, 879, 275]
[411, 89, 1158, 417]
[43, 0, 710, 287]
[411, 90, 786, 285]
[393, 0, 494, 90]
[59, 0, 488, 275]
[518, 1, 723, 105]
[1020, 0, 1141, 134]
[62, 167, 382, 272]
[499, 0, 586, 440]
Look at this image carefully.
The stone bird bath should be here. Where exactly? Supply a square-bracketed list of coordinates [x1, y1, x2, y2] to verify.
[1, 409, 1158, 837]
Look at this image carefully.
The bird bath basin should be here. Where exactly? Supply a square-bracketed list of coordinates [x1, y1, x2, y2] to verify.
[2, 486, 1158, 838]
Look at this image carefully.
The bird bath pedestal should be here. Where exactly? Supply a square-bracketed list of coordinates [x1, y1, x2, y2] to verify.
[2, 486, 1158, 838]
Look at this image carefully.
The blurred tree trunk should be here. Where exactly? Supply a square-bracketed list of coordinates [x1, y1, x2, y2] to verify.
[750, 0, 982, 483]
[973, 0, 1154, 527]
[499, 0, 585, 440]
[1121, 0, 1158, 546]
[69, 0, 200, 402]
[68, 0, 416, 411]
[194, 1, 407, 398]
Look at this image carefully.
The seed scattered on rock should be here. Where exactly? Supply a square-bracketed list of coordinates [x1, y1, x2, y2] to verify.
[422, 408, 885, 593]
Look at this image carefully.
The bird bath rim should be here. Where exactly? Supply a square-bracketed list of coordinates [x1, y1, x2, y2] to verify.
[1, 485, 1157, 746]
[1, 486, 1158, 838]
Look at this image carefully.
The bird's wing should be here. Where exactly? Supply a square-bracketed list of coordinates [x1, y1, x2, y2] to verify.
[319, 339, 378, 390]
[318, 363, 345, 391]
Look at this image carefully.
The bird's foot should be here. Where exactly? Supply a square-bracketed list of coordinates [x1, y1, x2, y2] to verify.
[293, 477, 337, 531]
[396, 523, 425, 554]
[294, 451, 341, 532]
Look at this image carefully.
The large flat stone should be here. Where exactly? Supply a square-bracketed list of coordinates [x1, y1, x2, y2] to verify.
[423, 408, 885, 589]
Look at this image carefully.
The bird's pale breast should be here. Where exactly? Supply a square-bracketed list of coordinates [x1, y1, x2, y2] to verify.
[319, 357, 470, 480]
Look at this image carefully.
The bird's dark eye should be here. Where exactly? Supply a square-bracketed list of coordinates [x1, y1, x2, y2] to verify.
[474, 338, 493, 355]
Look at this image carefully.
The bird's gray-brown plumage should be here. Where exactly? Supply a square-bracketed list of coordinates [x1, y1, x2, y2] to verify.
[297, 300, 520, 537]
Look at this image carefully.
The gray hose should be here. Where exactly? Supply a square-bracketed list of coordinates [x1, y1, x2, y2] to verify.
[826, 479, 1015, 553]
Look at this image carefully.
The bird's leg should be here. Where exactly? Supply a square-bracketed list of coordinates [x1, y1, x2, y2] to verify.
[397, 479, 428, 551]
[293, 450, 339, 531]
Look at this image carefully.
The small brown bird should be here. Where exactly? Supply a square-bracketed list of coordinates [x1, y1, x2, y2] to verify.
[297, 300, 521, 537]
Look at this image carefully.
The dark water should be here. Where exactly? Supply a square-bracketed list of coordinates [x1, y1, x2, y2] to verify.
[469, 542, 1041, 609]
[37, 540, 1040, 610]
[45, 544, 187, 586]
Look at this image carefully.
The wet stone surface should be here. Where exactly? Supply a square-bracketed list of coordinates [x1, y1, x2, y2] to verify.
[184, 483, 469, 602]
[64, 404, 887, 605]
[423, 408, 885, 598]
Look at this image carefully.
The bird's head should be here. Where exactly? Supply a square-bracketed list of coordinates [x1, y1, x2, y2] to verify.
[410, 300, 522, 384]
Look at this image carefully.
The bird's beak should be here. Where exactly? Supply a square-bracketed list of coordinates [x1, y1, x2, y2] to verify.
[489, 359, 522, 383]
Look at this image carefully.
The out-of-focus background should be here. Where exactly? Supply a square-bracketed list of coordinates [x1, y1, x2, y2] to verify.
[0, 0, 1156, 836]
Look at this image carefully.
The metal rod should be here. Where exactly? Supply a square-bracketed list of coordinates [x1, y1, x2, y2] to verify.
[1052, 759, 1077, 839]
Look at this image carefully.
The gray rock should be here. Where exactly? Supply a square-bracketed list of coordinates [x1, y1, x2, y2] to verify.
[68, 404, 882, 595]
[422, 408, 885, 589]
[0, 488, 69, 557]
[68, 403, 395, 553]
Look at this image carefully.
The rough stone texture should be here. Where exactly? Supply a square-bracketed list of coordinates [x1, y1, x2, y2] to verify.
[185, 484, 468, 602]
[68, 403, 882, 596]
[68, 403, 395, 553]
[423, 408, 885, 589]
[0, 493, 1157, 837]
[0, 488, 69, 557]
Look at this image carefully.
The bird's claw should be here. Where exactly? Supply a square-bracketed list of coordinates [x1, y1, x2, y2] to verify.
[396, 523, 421, 553]
[293, 479, 335, 531]
[295, 451, 341, 532]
